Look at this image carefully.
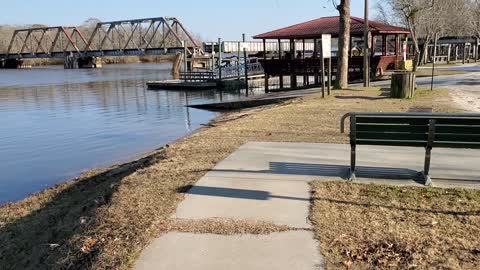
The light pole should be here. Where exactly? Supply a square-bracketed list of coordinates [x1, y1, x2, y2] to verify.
[363, 0, 370, 87]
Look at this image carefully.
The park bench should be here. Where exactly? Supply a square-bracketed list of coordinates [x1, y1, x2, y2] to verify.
[341, 112, 480, 185]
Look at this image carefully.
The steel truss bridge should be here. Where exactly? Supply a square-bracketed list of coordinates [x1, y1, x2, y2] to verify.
[0, 17, 203, 64]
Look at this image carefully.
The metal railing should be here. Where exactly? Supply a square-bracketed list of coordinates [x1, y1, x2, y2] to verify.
[215, 62, 264, 79]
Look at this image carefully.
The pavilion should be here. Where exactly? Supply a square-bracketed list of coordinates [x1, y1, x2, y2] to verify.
[253, 16, 410, 91]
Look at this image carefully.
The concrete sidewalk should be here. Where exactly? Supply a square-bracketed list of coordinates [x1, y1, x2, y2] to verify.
[134, 142, 480, 270]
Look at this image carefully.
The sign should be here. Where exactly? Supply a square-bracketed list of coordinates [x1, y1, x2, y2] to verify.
[321, 34, 332, 58]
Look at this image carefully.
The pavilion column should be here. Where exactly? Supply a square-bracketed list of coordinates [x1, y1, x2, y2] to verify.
[303, 39, 307, 86]
[395, 34, 399, 57]
[278, 39, 284, 89]
[290, 39, 296, 88]
[382, 35, 387, 56]
[447, 44, 452, 64]
[263, 39, 269, 93]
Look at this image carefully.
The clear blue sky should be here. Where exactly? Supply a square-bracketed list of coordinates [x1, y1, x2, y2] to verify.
[1, 0, 378, 40]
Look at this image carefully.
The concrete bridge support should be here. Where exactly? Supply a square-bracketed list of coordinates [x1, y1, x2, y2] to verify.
[0, 58, 24, 69]
[64, 56, 102, 69]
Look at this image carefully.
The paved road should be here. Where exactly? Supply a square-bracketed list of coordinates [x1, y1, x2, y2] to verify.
[370, 67, 480, 112]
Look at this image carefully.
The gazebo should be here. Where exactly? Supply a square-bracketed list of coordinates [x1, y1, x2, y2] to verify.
[253, 16, 411, 90]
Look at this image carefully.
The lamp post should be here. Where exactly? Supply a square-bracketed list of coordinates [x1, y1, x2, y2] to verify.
[363, 0, 370, 87]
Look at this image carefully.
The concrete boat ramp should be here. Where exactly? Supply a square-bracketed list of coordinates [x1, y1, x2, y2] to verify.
[189, 88, 321, 111]
[134, 142, 480, 270]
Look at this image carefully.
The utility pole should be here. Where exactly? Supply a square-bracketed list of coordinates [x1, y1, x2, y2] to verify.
[363, 0, 370, 87]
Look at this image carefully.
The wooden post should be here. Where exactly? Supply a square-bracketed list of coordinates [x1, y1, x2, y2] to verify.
[237, 41, 241, 80]
[328, 57, 332, 95]
[455, 45, 458, 62]
[463, 43, 466, 64]
[447, 44, 451, 64]
[182, 40, 188, 72]
[243, 33, 249, 94]
[302, 39, 307, 86]
[382, 35, 387, 56]
[218, 38, 222, 81]
[290, 39, 296, 88]
[314, 39, 319, 85]
[321, 41, 325, 98]
[279, 39, 284, 89]
[263, 39, 269, 93]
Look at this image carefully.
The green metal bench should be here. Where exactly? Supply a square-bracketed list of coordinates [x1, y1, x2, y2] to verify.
[341, 112, 480, 185]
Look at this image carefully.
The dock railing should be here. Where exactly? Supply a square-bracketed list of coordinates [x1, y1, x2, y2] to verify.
[216, 62, 264, 80]
[180, 63, 264, 82]
[180, 71, 216, 82]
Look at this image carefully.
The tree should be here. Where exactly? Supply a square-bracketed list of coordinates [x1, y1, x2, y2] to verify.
[331, 0, 351, 89]
[376, 0, 472, 69]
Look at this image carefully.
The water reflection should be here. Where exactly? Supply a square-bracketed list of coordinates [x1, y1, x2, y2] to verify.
[0, 64, 258, 204]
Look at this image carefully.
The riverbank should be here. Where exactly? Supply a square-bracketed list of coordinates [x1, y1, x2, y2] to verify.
[0, 86, 466, 269]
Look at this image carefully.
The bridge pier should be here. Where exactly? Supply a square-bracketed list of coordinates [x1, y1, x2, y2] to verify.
[0, 58, 24, 69]
[64, 56, 102, 69]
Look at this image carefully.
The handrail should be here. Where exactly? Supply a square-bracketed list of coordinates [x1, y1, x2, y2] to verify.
[340, 112, 480, 134]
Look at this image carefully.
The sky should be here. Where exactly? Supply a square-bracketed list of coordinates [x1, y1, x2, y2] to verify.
[1, 0, 379, 41]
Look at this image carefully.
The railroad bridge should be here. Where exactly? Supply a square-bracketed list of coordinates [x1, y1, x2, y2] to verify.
[0, 17, 203, 69]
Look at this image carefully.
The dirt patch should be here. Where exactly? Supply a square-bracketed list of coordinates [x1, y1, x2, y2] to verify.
[310, 181, 480, 270]
[0, 87, 459, 269]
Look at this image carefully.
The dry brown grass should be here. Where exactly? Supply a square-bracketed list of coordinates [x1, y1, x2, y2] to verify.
[310, 181, 480, 270]
[168, 218, 293, 235]
[0, 86, 459, 269]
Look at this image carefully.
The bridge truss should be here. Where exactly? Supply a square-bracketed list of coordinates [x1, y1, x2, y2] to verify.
[1, 17, 203, 59]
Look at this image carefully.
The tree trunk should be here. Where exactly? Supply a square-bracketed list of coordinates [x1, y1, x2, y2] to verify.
[406, 19, 421, 72]
[335, 0, 350, 89]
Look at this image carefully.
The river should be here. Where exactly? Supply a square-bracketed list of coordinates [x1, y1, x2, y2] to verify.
[0, 63, 254, 204]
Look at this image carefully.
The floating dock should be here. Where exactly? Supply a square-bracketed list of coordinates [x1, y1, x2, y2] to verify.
[147, 79, 247, 91]
[147, 80, 218, 90]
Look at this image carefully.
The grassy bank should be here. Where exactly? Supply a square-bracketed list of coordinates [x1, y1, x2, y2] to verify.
[311, 182, 480, 270]
[0, 86, 460, 269]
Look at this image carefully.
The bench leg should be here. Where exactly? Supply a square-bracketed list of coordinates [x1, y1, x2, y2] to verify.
[349, 145, 357, 181]
[422, 147, 433, 186]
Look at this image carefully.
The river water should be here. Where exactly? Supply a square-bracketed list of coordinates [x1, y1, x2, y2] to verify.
[0, 63, 252, 204]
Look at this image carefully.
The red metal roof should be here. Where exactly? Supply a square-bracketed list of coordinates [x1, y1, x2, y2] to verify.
[253, 16, 410, 40]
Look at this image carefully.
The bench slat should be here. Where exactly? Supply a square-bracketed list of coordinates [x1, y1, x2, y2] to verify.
[357, 132, 428, 142]
[356, 139, 427, 147]
[435, 134, 480, 143]
[356, 117, 430, 125]
[357, 124, 428, 133]
[435, 125, 480, 135]
[433, 142, 480, 149]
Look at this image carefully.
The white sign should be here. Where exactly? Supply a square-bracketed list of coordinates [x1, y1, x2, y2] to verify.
[321, 34, 332, 58]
